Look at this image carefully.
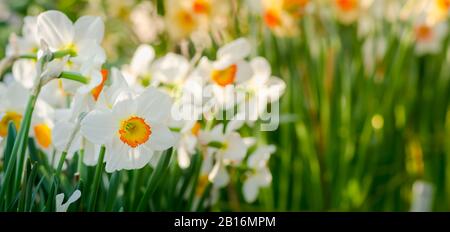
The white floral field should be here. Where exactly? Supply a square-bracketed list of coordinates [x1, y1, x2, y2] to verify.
[0, 0, 449, 212]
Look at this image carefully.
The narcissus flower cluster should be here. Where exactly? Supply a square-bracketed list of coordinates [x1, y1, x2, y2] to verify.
[0, 10, 285, 211]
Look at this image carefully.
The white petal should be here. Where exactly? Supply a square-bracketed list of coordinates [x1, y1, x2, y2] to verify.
[235, 60, 253, 84]
[37, 10, 74, 50]
[73, 42, 106, 65]
[247, 145, 275, 168]
[6, 81, 30, 112]
[222, 132, 247, 163]
[146, 124, 176, 151]
[177, 146, 191, 169]
[217, 38, 251, 66]
[130, 146, 154, 170]
[112, 98, 137, 121]
[225, 119, 244, 134]
[66, 190, 82, 205]
[55, 193, 66, 212]
[53, 121, 77, 152]
[55, 190, 81, 212]
[74, 16, 104, 44]
[250, 57, 271, 85]
[148, 151, 162, 168]
[130, 44, 155, 75]
[265, 77, 286, 102]
[110, 68, 129, 91]
[12, 59, 36, 89]
[199, 123, 224, 144]
[256, 167, 272, 186]
[208, 161, 229, 188]
[151, 53, 190, 83]
[83, 140, 100, 166]
[80, 109, 115, 145]
[105, 138, 129, 172]
[136, 87, 173, 122]
[243, 176, 259, 203]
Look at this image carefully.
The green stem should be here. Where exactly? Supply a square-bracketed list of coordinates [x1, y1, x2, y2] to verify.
[18, 54, 37, 59]
[59, 71, 89, 84]
[55, 152, 68, 177]
[52, 49, 76, 59]
[104, 172, 121, 211]
[136, 149, 173, 211]
[88, 146, 106, 212]
[0, 93, 38, 209]
[196, 183, 212, 212]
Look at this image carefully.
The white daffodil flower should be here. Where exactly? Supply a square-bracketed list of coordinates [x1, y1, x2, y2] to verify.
[413, 19, 448, 55]
[198, 39, 253, 111]
[239, 57, 286, 122]
[95, 68, 135, 111]
[52, 67, 115, 167]
[122, 44, 155, 90]
[243, 145, 275, 203]
[164, 0, 230, 41]
[130, 2, 164, 43]
[52, 94, 90, 166]
[165, 0, 201, 41]
[6, 16, 39, 57]
[258, 0, 310, 36]
[151, 53, 191, 87]
[12, 55, 67, 91]
[199, 122, 247, 187]
[80, 87, 177, 172]
[36, 10, 106, 65]
[55, 190, 81, 212]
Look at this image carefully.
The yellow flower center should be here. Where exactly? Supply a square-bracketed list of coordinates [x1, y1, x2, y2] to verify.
[193, 0, 210, 14]
[176, 9, 197, 33]
[34, 123, 52, 149]
[437, 0, 450, 11]
[0, 111, 22, 137]
[119, 116, 151, 148]
[264, 8, 281, 28]
[415, 25, 433, 42]
[336, 0, 357, 12]
[211, 64, 237, 87]
[191, 122, 201, 136]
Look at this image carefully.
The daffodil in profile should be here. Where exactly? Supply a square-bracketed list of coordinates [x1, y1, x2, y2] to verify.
[239, 57, 286, 122]
[36, 10, 106, 65]
[199, 122, 248, 187]
[243, 145, 275, 203]
[6, 16, 39, 57]
[122, 44, 155, 89]
[80, 87, 177, 172]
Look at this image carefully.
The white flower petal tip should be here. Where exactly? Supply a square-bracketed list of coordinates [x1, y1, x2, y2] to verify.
[55, 190, 81, 212]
